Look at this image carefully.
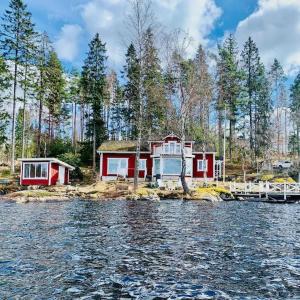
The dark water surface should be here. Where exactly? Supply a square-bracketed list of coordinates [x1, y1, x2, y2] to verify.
[0, 200, 299, 299]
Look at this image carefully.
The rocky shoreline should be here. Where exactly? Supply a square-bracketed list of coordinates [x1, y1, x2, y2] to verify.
[0, 182, 233, 203]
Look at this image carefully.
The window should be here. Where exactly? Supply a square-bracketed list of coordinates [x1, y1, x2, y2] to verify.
[23, 163, 48, 179]
[176, 144, 181, 154]
[108, 158, 128, 175]
[197, 160, 207, 172]
[154, 159, 160, 175]
[139, 159, 147, 170]
[169, 142, 175, 154]
[163, 158, 181, 175]
[186, 158, 192, 175]
[164, 143, 169, 154]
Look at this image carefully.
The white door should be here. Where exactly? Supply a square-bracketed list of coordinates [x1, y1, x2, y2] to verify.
[58, 166, 65, 184]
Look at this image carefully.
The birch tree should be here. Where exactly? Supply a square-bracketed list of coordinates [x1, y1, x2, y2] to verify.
[165, 30, 195, 194]
[0, 0, 35, 172]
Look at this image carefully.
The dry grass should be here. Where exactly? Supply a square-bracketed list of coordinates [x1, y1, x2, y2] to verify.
[98, 140, 137, 151]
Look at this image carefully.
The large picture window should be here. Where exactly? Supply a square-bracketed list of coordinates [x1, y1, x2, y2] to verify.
[23, 163, 48, 179]
[163, 158, 181, 175]
[108, 158, 128, 175]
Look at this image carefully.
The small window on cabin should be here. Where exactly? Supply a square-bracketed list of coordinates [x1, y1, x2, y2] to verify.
[176, 144, 181, 154]
[139, 159, 147, 170]
[36, 164, 42, 177]
[30, 164, 36, 178]
[197, 160, 207, 172]
[41, 164, 48, 177]
[24, 164, 30, 178]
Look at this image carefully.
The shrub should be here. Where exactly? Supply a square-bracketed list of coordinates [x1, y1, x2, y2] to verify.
[57, 152, 81, 167]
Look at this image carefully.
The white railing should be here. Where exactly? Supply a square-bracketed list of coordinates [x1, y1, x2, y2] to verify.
[154, 145, 192, 155]
[229, 182, 300, 200]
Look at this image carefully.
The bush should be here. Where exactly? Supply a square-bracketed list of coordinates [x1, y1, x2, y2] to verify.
[57, 152, 81, 167]
[48, 138, 74, 157]
[70, 166, 83, 181]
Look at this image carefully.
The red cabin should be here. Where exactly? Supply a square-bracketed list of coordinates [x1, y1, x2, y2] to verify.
[19, 158, 75, 186]
[97, 133, 216, 181]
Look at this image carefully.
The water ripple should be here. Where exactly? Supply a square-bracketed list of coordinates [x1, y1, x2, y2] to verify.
[0, 200, 299, 299]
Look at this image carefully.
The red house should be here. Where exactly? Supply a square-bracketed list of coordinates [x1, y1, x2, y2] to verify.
[19, 158, 75, 186]
[97, 133, 216, 181]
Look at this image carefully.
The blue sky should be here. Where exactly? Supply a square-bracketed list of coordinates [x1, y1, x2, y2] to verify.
[1, 0, 299, 77]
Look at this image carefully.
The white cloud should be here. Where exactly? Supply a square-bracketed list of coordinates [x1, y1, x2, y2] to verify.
[54, 24, 83, 61]
[235, 0, 300, 74]
[79, 0, 221, 65]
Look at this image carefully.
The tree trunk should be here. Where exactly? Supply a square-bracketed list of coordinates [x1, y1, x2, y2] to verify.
[134, 86, 143, 191]
[218, 109, 222, 157]
[92, 121, 96, 173]
[37, 75, 43, 157]
[180, 119, 190, 195]
[74, 103, 77, 153]
[21, 64, 28, 158]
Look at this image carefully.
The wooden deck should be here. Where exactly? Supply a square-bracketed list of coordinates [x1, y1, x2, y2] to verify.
[229, 182, 300, 202]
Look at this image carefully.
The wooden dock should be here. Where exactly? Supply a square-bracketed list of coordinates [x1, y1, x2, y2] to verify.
[229, 182, 300, 203]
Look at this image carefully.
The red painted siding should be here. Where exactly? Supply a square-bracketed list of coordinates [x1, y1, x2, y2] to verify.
[51, 163, 59, 185]
[20, 161, 50, 186]
[193, 153, 214, 178]
[21, 178, 49, 186]
[102, 153, 152, 178]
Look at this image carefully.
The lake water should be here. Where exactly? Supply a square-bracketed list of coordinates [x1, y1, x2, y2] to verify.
[0, 200, 299, 299]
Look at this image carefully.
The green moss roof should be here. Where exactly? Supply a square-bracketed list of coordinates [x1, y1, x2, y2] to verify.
[98, 140, 149, 152]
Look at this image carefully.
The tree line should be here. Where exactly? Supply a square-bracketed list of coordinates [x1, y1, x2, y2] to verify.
[1, 0, 300, 181]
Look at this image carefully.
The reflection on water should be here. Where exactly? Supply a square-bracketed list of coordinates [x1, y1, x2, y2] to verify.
[0, 200, 299, 299]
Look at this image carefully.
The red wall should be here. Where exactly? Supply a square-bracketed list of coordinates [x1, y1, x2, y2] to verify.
[102, 153, 152, 178]
[51, 163, 59, 185]
[20, 161, 50, 186]
[193, 153, 214, 178]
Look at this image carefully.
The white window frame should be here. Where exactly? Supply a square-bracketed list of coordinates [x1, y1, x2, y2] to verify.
[197, 159, 207, 172]
[23, 162, 48, 179]
[139, 159, 147, 171]
[162, 158, 182, 176]
[169, 142, 176, 154]
[107, 158, 128, 175]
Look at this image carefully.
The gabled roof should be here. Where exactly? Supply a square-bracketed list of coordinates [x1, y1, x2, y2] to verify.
[98, 140, 149, 152]
[18, 158, 75, 170]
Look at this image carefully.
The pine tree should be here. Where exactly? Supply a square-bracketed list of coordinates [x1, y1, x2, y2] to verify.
[35, 32, 52, 157]
[45, 50, 65, 141]
[81, 33, 107, 171]
[0, 56, 11, 144]
[241, 37, 261, 156]
[290, 72, 300, 156]
[143, 27, 166, 136]
[110, 78, 124, 140]
[255, 63, 272, 157]
[122, 43, 140, 139]
[193, 44, 213, 133]
[0, 0, 35, 172]
[269, 59, 287, 154]
[216, 34, 242, 159]
[67, 69, 81, 152]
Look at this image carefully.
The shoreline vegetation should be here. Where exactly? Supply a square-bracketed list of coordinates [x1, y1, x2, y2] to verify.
[0, 181, 233, 203]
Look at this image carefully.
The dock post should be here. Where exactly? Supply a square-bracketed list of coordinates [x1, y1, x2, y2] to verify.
[266, 182, 269, 200]
[284, 183, 287, 201]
